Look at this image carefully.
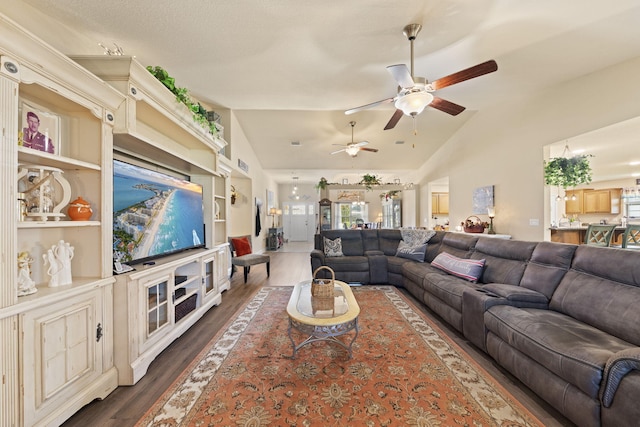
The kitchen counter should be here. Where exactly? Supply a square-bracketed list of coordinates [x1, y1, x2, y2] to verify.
[550, 225, 625, 245]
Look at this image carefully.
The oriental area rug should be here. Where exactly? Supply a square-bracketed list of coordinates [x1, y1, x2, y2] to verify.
[137, 286, 542, 427]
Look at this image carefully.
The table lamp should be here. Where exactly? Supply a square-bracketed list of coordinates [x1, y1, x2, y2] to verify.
[487, 207, 496, 234]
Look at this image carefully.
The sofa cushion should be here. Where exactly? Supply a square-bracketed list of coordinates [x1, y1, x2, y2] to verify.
[321, 230, 364, 256]
[432, 252, 486, 282]
[551, 245, 640, 346]
[485, 305, 635, 399]
[395, 240, 428, 262]
[377, 229, 402, 256]
[323, 237, 343, 257]
[422, 270, 481, 312]
[519, 241, 576, 299]
[471, 238, 536, 285]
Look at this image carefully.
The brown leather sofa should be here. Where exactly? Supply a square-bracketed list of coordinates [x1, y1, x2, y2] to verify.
[310, 229, 640, 427]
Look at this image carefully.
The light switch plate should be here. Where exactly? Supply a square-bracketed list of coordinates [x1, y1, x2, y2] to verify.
[529, 218, 539, 226]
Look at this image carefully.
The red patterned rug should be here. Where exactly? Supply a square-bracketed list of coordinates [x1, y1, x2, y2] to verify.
[137, 286, 542, 426]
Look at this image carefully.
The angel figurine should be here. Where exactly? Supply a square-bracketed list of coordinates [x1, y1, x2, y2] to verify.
[17, 251, 37, 296]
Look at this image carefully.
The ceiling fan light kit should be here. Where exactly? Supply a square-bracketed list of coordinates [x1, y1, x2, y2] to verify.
[345, 23, 498, 133]
[331, 121, 379, 157]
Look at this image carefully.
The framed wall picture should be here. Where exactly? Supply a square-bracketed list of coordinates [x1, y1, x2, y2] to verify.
[19, 101, 60, 155]
[266, 189, 274, 212]
[472, 185, 494, 214]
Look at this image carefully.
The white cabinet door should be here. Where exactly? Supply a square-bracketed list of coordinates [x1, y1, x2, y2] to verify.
[20, 288, 103, 427]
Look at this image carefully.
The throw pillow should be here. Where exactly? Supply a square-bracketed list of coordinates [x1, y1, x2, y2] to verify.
[395, 240, 428, 262]
[400, 229, 436, 247]
[323, 237, 344, 257]
[431, 252, 486, 282]
[231, 237, 252, 257]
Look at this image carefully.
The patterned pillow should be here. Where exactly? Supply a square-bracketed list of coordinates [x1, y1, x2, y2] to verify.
[323, 237, 344, 257]
[401, 229, 436, 246]
[431, 252, 485, 282]
[395, 240, 428, 262]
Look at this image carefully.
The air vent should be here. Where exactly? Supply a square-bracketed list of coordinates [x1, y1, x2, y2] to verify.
[395, 140, 405, 145]
[291, 141, 301, 146]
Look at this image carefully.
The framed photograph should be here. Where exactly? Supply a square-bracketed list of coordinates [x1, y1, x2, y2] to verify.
[19, 101, 60, 155]
[266, 189, 274, 211]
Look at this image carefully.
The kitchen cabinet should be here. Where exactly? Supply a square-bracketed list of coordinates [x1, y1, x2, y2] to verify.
[565, 190, 586, 214]
[432, 192, 449, 215]
[565, 188, 621, 214]
[583, 189, 622, 214]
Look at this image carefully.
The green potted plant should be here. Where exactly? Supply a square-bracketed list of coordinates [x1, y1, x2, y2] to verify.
[315, 177, 328, 191]
[146, 66, 218, 137]
[359, 174, 381, 191]
[544, 154, 593, 188]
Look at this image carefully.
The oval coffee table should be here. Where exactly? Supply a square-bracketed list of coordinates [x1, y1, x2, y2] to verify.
[286, 280, 360, 358]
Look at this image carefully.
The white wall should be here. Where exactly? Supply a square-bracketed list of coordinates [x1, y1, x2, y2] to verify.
[416, 56, 640, 241]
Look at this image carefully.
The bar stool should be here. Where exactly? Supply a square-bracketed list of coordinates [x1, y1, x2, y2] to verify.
[622, 224, 640, 249]
[584, 224, 617, 247]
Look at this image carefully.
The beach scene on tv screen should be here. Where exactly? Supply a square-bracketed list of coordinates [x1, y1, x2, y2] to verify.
[113, 160, 204, 263]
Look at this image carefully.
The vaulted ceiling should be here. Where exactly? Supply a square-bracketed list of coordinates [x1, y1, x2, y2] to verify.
[22, 0, 640, 184]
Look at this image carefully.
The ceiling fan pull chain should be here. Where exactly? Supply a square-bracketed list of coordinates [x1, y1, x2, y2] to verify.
[412, 115, 418, 135]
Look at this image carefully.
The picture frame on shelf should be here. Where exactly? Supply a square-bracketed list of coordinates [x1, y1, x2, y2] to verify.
[19, 100, 60, 155]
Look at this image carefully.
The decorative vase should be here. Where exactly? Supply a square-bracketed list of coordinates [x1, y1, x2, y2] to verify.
[67, 196, 93, 221]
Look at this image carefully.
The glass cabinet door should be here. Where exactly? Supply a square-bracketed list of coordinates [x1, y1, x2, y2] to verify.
[147, 280, 168, 335]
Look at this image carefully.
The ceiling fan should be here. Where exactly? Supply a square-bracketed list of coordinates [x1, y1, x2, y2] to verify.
[345, 23, 498, 132]
[331, 121, 379, 157]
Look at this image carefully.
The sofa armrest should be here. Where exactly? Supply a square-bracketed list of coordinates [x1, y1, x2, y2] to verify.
[310, 249, 326, 274]
[601, 348, 640, 407]
[482, 283, 549, 307]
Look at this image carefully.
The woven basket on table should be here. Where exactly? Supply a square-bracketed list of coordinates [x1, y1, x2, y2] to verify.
[311, 266, 335, 298]
[463, 215, 485, 233]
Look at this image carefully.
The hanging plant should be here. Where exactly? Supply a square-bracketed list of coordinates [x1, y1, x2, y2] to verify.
[146, 66, 218, 137]
[380, 190, 401, 200]
[544, 154, 593, 188]
[315, 177, 328, 191]
[359, 174, 381, 191]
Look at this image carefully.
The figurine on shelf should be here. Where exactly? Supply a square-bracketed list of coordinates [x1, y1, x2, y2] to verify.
[17, 251, 37, 296]
[43, 240, 74, 287]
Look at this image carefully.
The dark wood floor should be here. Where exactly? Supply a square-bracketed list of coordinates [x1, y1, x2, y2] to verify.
[62, 243, 573, 426]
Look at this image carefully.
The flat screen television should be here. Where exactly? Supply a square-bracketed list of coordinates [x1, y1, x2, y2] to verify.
[113, 159, 205, 265]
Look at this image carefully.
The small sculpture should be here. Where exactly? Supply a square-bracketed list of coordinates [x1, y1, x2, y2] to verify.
[17, 251, 37, 296]
[43, 240, 74, 287]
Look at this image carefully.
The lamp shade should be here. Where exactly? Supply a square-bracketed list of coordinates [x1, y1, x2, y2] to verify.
[269, 207, 277, 215]
[395, 91, 434, 116]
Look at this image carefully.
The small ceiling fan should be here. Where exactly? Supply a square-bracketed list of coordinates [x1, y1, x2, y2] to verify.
[331, 121, 379, 157]
[345, 23, 498, 132]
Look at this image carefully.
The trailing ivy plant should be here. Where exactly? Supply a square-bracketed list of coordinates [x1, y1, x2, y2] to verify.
[146, 66, 218, 136]
[544, 155, 593, 188]
[359, 174, 381, 191]
[315, 177, 328, 191]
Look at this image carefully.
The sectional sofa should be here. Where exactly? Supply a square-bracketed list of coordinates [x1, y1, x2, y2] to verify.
[310, 229, 640, 427]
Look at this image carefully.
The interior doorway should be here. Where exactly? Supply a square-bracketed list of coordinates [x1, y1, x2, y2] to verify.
[283, 202, 315, 242]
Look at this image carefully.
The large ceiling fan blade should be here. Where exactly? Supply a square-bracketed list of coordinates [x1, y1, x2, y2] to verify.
[431, 60, 498, 90]
[360, 147, 379, 153]
[429, 97, 466, 116]
[331, 148, 346, 155]
[386, 64, 414, 88]
[384, 109, 404, 130]
[353, 141, 369, 147]
[345, 98, 394, 115]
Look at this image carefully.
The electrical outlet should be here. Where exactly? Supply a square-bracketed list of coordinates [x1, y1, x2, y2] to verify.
[529, 218, 539, 226]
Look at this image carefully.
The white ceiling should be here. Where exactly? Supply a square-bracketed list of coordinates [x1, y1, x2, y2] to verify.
[23, 0, 640, 184]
